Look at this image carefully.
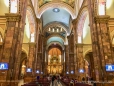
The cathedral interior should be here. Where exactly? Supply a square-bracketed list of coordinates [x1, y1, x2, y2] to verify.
[0, 0, 114, 86]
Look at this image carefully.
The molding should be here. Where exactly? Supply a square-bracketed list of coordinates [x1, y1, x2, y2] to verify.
[94, 15, 110, 23]
[37, 1, 76, 19]
[5, 13, 21, 22]
[43, 22, 69, 34]
[75, 43, 92, 46]
[45, 33, 65, 42]
[29, 42, 36, 46]
[46, 41, 64, 50]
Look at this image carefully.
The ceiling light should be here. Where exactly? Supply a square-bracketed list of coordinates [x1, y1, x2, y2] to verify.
[53, 8, 60, 13]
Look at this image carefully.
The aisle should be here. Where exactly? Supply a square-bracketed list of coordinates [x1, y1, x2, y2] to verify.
[50, 81, 64, 86]
[18, 79, 25, 86]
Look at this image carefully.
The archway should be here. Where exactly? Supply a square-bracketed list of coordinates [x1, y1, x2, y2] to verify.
[37, 2, 75, 19]
[18, 51, 27, 79]
[85, 52, 95, 80]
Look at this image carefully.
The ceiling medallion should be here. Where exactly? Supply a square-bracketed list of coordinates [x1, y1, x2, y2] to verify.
[53, 8, 60, 13]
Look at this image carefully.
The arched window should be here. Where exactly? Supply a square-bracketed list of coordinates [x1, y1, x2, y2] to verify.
[98, 0, 106, 15]
[30, 33, 34, 42]
[78, 36, 82, 43]
[10, 0, 18, 13]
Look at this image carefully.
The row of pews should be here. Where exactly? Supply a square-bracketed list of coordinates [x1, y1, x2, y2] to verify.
[61, 79, 114, 86]
[21, 78, 50, 86]
[61, 79, 92, 86]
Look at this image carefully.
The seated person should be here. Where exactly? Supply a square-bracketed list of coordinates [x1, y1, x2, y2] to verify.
[70, 78, 74, 86]
[74, 79, 78, 84]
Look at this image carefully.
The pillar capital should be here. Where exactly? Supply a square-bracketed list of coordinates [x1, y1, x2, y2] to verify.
[72, 18, 77, 24]
[5, 13, 21, 22]
[29, 42, 36, 47]
[36, 18, 41, 23]
[94, 15, 110, 23]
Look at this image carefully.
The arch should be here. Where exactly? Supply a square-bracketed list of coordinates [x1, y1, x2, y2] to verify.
[110, 30, 114, 41]
[46, 41, 64, 50]
[84, 48, 92, 58]
[26, 6, 36, 33]
[112, 35, 114, 45]
[43, 22, 69, 35]
[46, 34, 65, 43]
[77, 7, 88, 36]
[37, 2, 76, 19]
[22, 48, 28, 56]
[0, 27, 5, 39]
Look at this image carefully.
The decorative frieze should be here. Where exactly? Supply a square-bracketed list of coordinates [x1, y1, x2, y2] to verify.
[5, 13, 21, 22]
[94, 15, 110, 23]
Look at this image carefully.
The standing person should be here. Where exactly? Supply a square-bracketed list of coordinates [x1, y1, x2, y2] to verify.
[57, 76, 60, 84]
[52, 75, 55, 86]
[82, 77, 85, 83]
[37, 76, 40, 80]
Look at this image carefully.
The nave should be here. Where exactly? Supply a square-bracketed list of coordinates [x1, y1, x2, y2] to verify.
[18, 79, 92, 86]
[18, 75, 94, 86]
[0, 0, 114, 86]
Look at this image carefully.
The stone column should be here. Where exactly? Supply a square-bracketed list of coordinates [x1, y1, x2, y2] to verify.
[62, 50, 65, 74]
[27, 43, 35, 76]
[45, 49, 48, 74]
[87, 0, 101, 81]
[12, 0, 27, 81]
[76, 44, 84, 80]
[36, 34, 42, 75]
[94, 15, 114, 81]
[69, 33, 75, 77]
[72, 19, 78, 77]
[0, 13, 21, 82]
[34, 18, 40, 76]
[37, 53, 42, 75]
[65, 45, 69, 75]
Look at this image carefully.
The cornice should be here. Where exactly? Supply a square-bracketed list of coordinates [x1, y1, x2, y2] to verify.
[94, 15, 110, 23]
[5, 13, 21, 22]
[75, 43, 92, 47]
[29, 42, 36, 47]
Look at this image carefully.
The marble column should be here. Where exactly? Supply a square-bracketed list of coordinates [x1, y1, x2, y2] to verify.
[94, 15, 114, 81]
[65, 45, 69, 75]
[87, 0, 102, 81]
[36, 34, 42, 75]
[76, 44, 85, 79]
[62, 50, 65, 74]
[27, 43, 35, 76]
[69, 33, 75, 76]
[72, 19, 78, 77]
[0, 13, 21, 81]
[34, 18, 40, 76]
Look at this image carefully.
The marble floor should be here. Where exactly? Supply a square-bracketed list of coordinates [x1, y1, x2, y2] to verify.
[18, 79, 25, 86]
[18, 80, 64, 86]
[50, 81, 64, 86]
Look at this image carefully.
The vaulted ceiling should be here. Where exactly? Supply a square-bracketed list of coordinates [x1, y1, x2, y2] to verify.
[42, 8, 70, 28]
